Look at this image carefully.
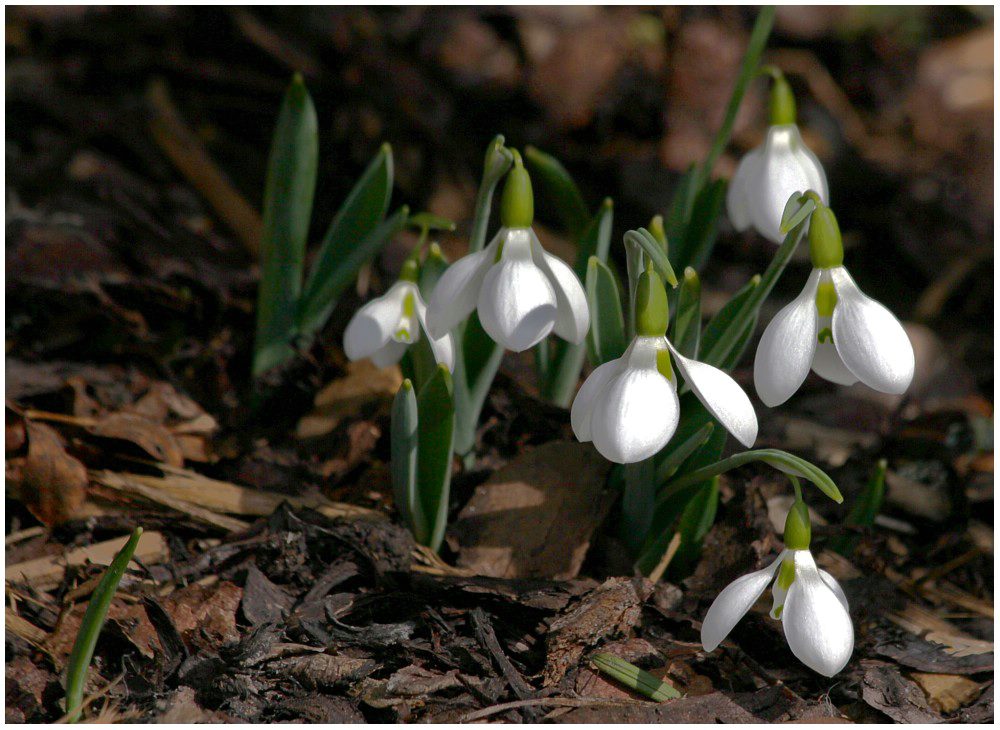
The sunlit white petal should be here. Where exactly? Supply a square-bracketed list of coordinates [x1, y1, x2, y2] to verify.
[666, 340, 757, 448]
[368, 339, 409, 369]
[477, 233, 556, 352]
[413, 297, 455, 371]
[782, 551, 854, 677]
[424, 233, 500, 338]
[829, 267, 914, 394]
[726, 148, 762, 232]
[754, 269, 822, 407]
[748, 125, 829, 243]
[701, 553, 785, 651]
[529, 230, 589, 343]
[570, 358, 623, 443]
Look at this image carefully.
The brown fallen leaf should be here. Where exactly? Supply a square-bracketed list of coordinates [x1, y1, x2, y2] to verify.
[452, 440, 614, 580]
[13, 421, 88, 526]
[910, 672, 983, 713]
[296, 360, 403, 439]
[87, 412, 185, 467]
[162, 580, 242, 652]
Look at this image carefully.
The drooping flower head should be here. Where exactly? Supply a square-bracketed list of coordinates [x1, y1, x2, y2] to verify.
[727, 69, 829, 244]
[754, 198, 915, 406]
[701, 490, 854, 677]
[571, 265, 758, 464]
[344, 256, 454, 370]
[425, 151, 589, 352]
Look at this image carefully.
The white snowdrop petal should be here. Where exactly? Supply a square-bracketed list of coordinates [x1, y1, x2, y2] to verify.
[343, 283, 408, 362]
[819, 569, 850, 613]
[667, 340, 758, 448]
[782, 552, 854, 677]
[529, 231, 590, 344]
[726, 148, 762, 232]
[829, 267, 914, 395]
[701, 555, 784, 651]
[811, 316, 859, 386]
[368, 339, 409, 369]
[754, 270, 822, 407]
[424, 234, 499, 338]
[413, 296, 454, 371]
[590, 367, 678, 464]
[749, 125, 829, 243]
[570, 358, 623, 442]
[477, 242, 557, 352]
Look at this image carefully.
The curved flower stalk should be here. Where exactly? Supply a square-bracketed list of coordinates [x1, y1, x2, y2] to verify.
[727, 69, 828, 244]
[754, 199, 914, 406]
[571, 265, 757, 464]
[344, 258, 454, 370]
[425, 151, 589, 353]
[701, 490, 853, 677]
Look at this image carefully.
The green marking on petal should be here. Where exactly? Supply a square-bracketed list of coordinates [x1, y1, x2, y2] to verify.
[395, 327, 411, 342]
[402, 291, 416, 318]
[818, 327, 833, 344]
[656, 348, 674, 382]
[815, 281, 837, 317]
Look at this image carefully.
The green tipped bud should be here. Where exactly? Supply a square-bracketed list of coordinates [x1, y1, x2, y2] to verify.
[767, 69, 797, 126]
[635, 264, 669, 337]
[783, 499, 812, 550]
[500, 149, 534, 228]
[399, 256, 420, 283]
[808, 204, 844, 269]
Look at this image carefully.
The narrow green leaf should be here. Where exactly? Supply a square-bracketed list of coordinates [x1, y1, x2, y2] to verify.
[830, 459, 887, 556]
[524, 145, 590, 240]
[585, 257, 627, 366]
[542, 200, 615, 406]
[663, 163, 700, 245]
[418, 242, 449, 298]
[779, 195, 817, 235]
[391, 381, 424, 539]
[654, 420, 714, 484]
[416, 365, 456, 552]
[625, 229, 679, 288]
[699, 275, 760, 363]
[668, 477, 720, 578]
[673, 267, 702, 359]
[698, 210, 810, 369]
[621, 457, 657, 556]
[297, 145, 396, 338]
[407, 211, 456, 232]
[659, 448, 843, 506]
[674, 179, 727, 273]
[253, 75, 318, 376]
[591, 653, 681, 702]
[65, 528, 143, 722]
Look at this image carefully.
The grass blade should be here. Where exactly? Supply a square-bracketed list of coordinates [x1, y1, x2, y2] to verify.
[591, 653, 681, 701]
[585, 256, 627, 366]
[64, 527, 143, 723]
[297, 144, 396, 338]
[672, 267, 702, 359]
[524, 145, 590, 240]
[391, 380, 424, 539]
[253, 74, 318, 375]
[416, 365, 456, 551]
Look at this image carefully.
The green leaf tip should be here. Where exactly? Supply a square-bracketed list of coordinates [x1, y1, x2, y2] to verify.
[400, 379, 413, 392]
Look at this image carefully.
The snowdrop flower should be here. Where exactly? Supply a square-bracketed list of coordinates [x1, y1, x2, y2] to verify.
[571, 266, 757, 464]
[754, 201, 914, 406]
[425, 151, 588, 352]
[701, 496, 853, 677]
[344, 258, 454, 370]
[727, 69, 828, 244]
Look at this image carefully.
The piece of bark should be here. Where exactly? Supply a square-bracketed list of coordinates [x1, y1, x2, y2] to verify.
[552, 691, 757, 723]
[453, 441, 613, 580]
[544, 576, 653, 686]
[861, 659, 943, 723]
[240, 563, 294, 626]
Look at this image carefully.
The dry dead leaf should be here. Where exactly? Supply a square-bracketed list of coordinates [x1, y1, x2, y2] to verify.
[14, 421, 88, 526]
[910, 672, 983, 714]
[87, 412, 185, 467]
[296, 360, 402, 439]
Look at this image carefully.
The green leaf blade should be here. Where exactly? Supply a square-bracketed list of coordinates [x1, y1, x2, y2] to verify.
[524, 145, 590, 240]
[673, 267, 702, 359]
[416, 365, 456, 552]
[390, 380, 423, 539]
[253, 75, 318, 375]
[591, 653, 681, 702]
[585, 257, 627, 367]
[296, 144, 397, 338]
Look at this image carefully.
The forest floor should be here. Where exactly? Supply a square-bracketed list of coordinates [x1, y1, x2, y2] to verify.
[6, 7, 993, 723]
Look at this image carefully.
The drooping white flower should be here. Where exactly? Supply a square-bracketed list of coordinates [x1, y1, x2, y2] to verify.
[754, 204, 914, 407]
[727, 70, 828, 244]
[344, 279, 454, 370]
[700, 548, 853, 677]
[571, 267, 757, 464]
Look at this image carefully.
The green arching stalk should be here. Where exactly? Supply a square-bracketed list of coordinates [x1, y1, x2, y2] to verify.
[64, 528, 143, 723]
[469, 135, 514, 253]
[698, 6, 776, 187]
